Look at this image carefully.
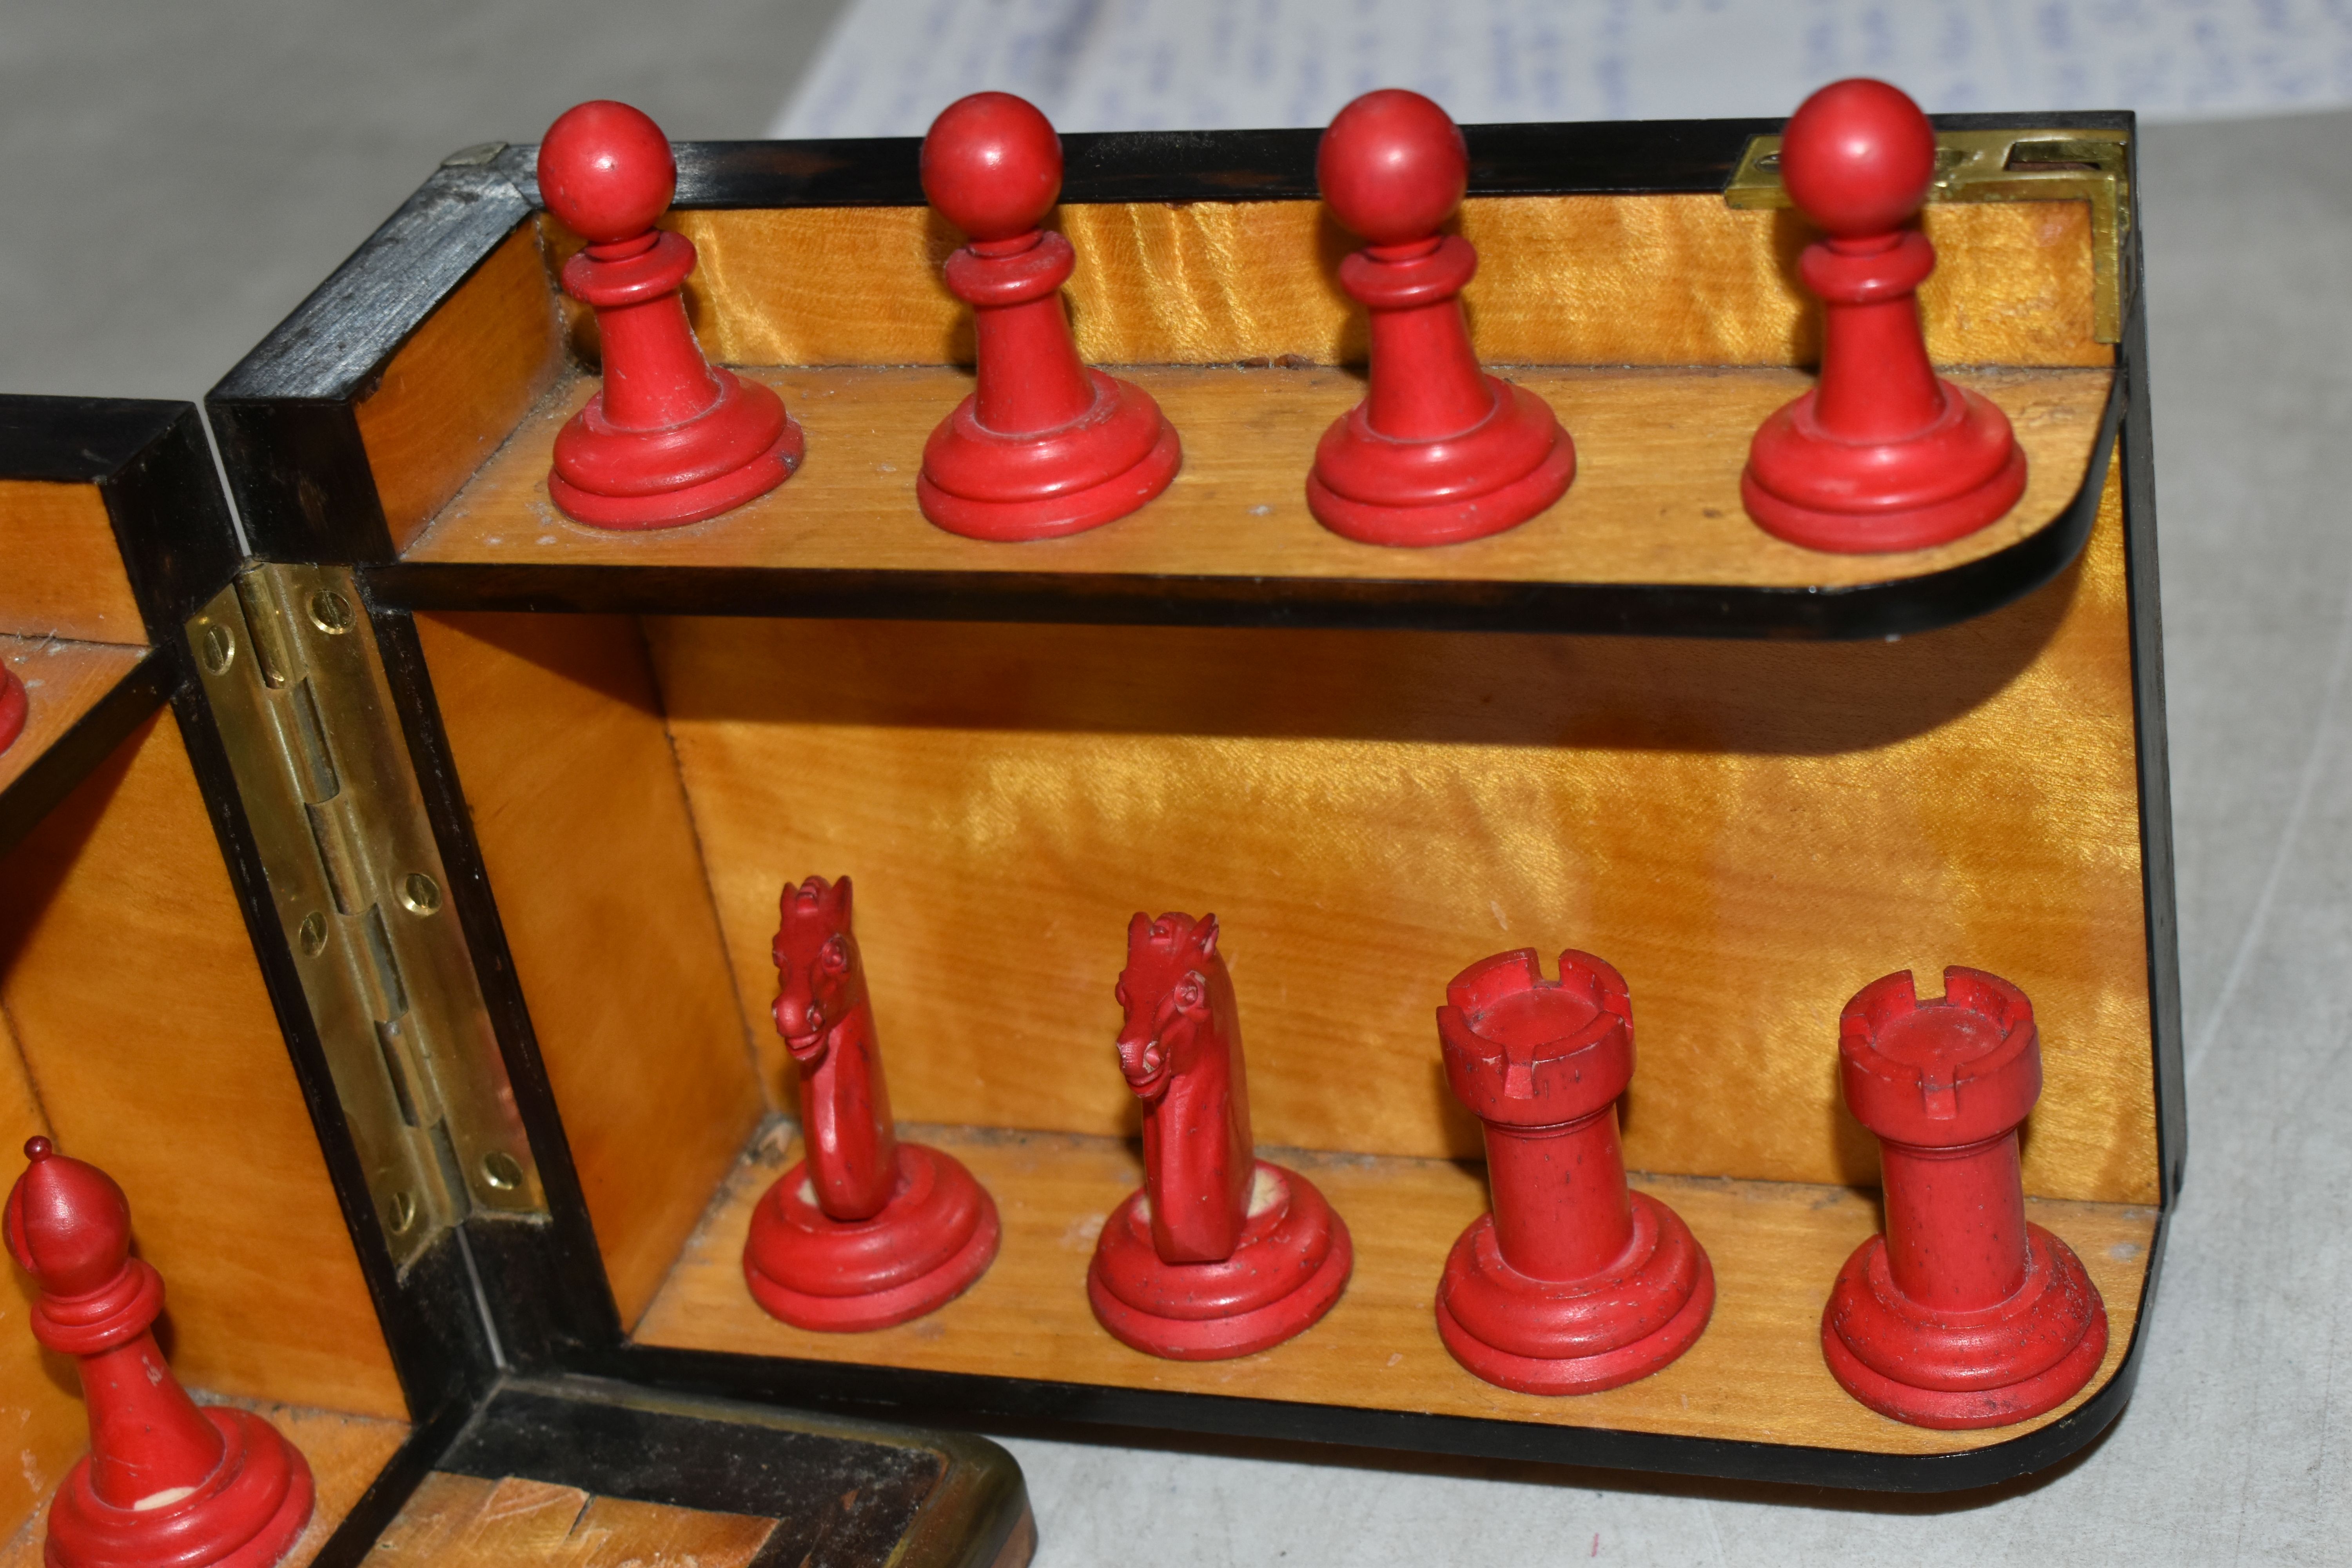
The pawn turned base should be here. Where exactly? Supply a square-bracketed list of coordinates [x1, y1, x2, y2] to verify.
[1822, 1221, 2108, 1430]
[47, 1406, 313, 1568]
[548, 368, 803, 531]
[743, 1142, 1000, 1331]
[1088, 1161, 1352, 1360]
[1742, 380, 2027, 554]
[1436, 1190, 1713, 1395]
[0, 668, 25, 754]
[918, 369, 1181, 541]
[1308, 377, 1575, 548]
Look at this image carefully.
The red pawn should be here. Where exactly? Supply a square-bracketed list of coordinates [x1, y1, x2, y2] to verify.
[5, 1139, 312, 1568]
[1089, 915, 1351, 1359]
[538, 101, 802, 530]
[1743, 80, 2027, 552]
[743, 878, 999, 1330]
[1435, 951, 1713, 1394]
[1308, 90, 1575, 547]
[1823, 969, 2108, 1428]
[916, 93, 1182, 541]
[0, 667, 25, 753]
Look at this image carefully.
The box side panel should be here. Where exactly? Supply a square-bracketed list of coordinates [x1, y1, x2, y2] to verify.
[642, 464, 2156, 1205]
[0, 481, 146, 645]
[409, 612, 763, 1329]
[0, 714, 408, 1419]
[524, 196, 2106, 373]
[354, 224, 566, 556]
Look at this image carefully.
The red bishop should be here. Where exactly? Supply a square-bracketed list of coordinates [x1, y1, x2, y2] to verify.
[5, 1138, 314, 1568]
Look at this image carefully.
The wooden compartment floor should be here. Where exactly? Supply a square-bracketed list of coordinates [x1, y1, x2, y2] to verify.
[406, 365, 2113, 591]
[635, 1125, 2155, 1459]
[0, 1401, 407, 1568]
[0, 635, 145, 796]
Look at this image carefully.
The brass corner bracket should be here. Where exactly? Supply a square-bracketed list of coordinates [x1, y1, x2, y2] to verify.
[1724, 128, 2131, 344]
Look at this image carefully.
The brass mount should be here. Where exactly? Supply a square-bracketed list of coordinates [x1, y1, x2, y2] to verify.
[189, 564, 545, 1270]
[1724, 127, 2131, 344]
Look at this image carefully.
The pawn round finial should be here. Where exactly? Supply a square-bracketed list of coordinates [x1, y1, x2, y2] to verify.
[922, 92, 1063, 243]
[538, 100, 678, 245]
[1780, 78, 1937, 238]
[5, 1140, 133, 1297]
[1318, 89, 1469, 247]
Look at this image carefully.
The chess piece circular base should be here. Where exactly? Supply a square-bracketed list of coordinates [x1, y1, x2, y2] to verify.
[743, 1142, 1000, 1332]
[1822, 1222, 2108, 1429]
[548, 368, 802, 530]
[1087, 1161, 1352, 1360]
[0, 669, 25, 755]
[918, 370, 1181, 541]
[46, 1406, 314, 1568]
[1742, 382, 2027, 554]
[1434, 1190, 1714, 1394]
[1308, 379, 1575, 546]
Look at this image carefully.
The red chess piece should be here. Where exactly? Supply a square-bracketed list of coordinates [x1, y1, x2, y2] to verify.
[743, 878, 999, 1330]
[916, 92, 1182, 541]
[5, 1139, 313, 1568]
[1742, 79, 2027, 553]
[1307, 90, 1575, 548]
[537, 100, 802, 530]
[1089, 914, 1352, 1359]
[0, 667, 25, 753]
[1434, 951, 1713, 1394]
[1823, 969, 2109, 1429]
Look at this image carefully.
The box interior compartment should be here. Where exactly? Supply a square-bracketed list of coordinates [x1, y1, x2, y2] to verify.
[192, 123, 2170, 1481]
[0, 468, 412, 1561]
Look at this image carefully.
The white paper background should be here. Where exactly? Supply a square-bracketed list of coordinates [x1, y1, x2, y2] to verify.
[775, 0, 2352, 136]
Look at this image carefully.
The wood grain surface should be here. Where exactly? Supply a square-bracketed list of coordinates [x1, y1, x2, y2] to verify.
[413, 611, 765, 1329]
[0, 635, 147, 798]
[0, 714, 407, 1418]
[368, 1473, 775, 1568]
[644, 462, 2156, 1203]
[537, 195, 2105, 372]
[0, 481, 143, 645]
[635, 1123, 2155, 1460]
[404, 363, 2111, 591]
[356, 223, 567, 555]
[0, 1400, 408, 1568]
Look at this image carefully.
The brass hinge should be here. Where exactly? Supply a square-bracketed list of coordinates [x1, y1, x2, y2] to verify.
[1724, 128, 2132, 344]
[187, 564, 545, 1270]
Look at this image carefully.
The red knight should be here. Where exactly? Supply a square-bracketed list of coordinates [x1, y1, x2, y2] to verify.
[742, 877, 999, 1330]
[1087, 913, 1352, 1359]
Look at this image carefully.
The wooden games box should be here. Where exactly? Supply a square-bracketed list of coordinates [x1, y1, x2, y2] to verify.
[187, 111, 2175, 1492]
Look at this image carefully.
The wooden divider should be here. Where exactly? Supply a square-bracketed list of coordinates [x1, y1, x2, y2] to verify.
[403, 363, 2110, 588]
[411, 612, 765, 1329]
[354, 224, 568, 555]
[0, 482, 143, 644]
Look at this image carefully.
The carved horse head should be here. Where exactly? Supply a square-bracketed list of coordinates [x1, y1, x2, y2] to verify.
[773, 875, 861, 1065]
[1114, 912, 1230, 1103]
